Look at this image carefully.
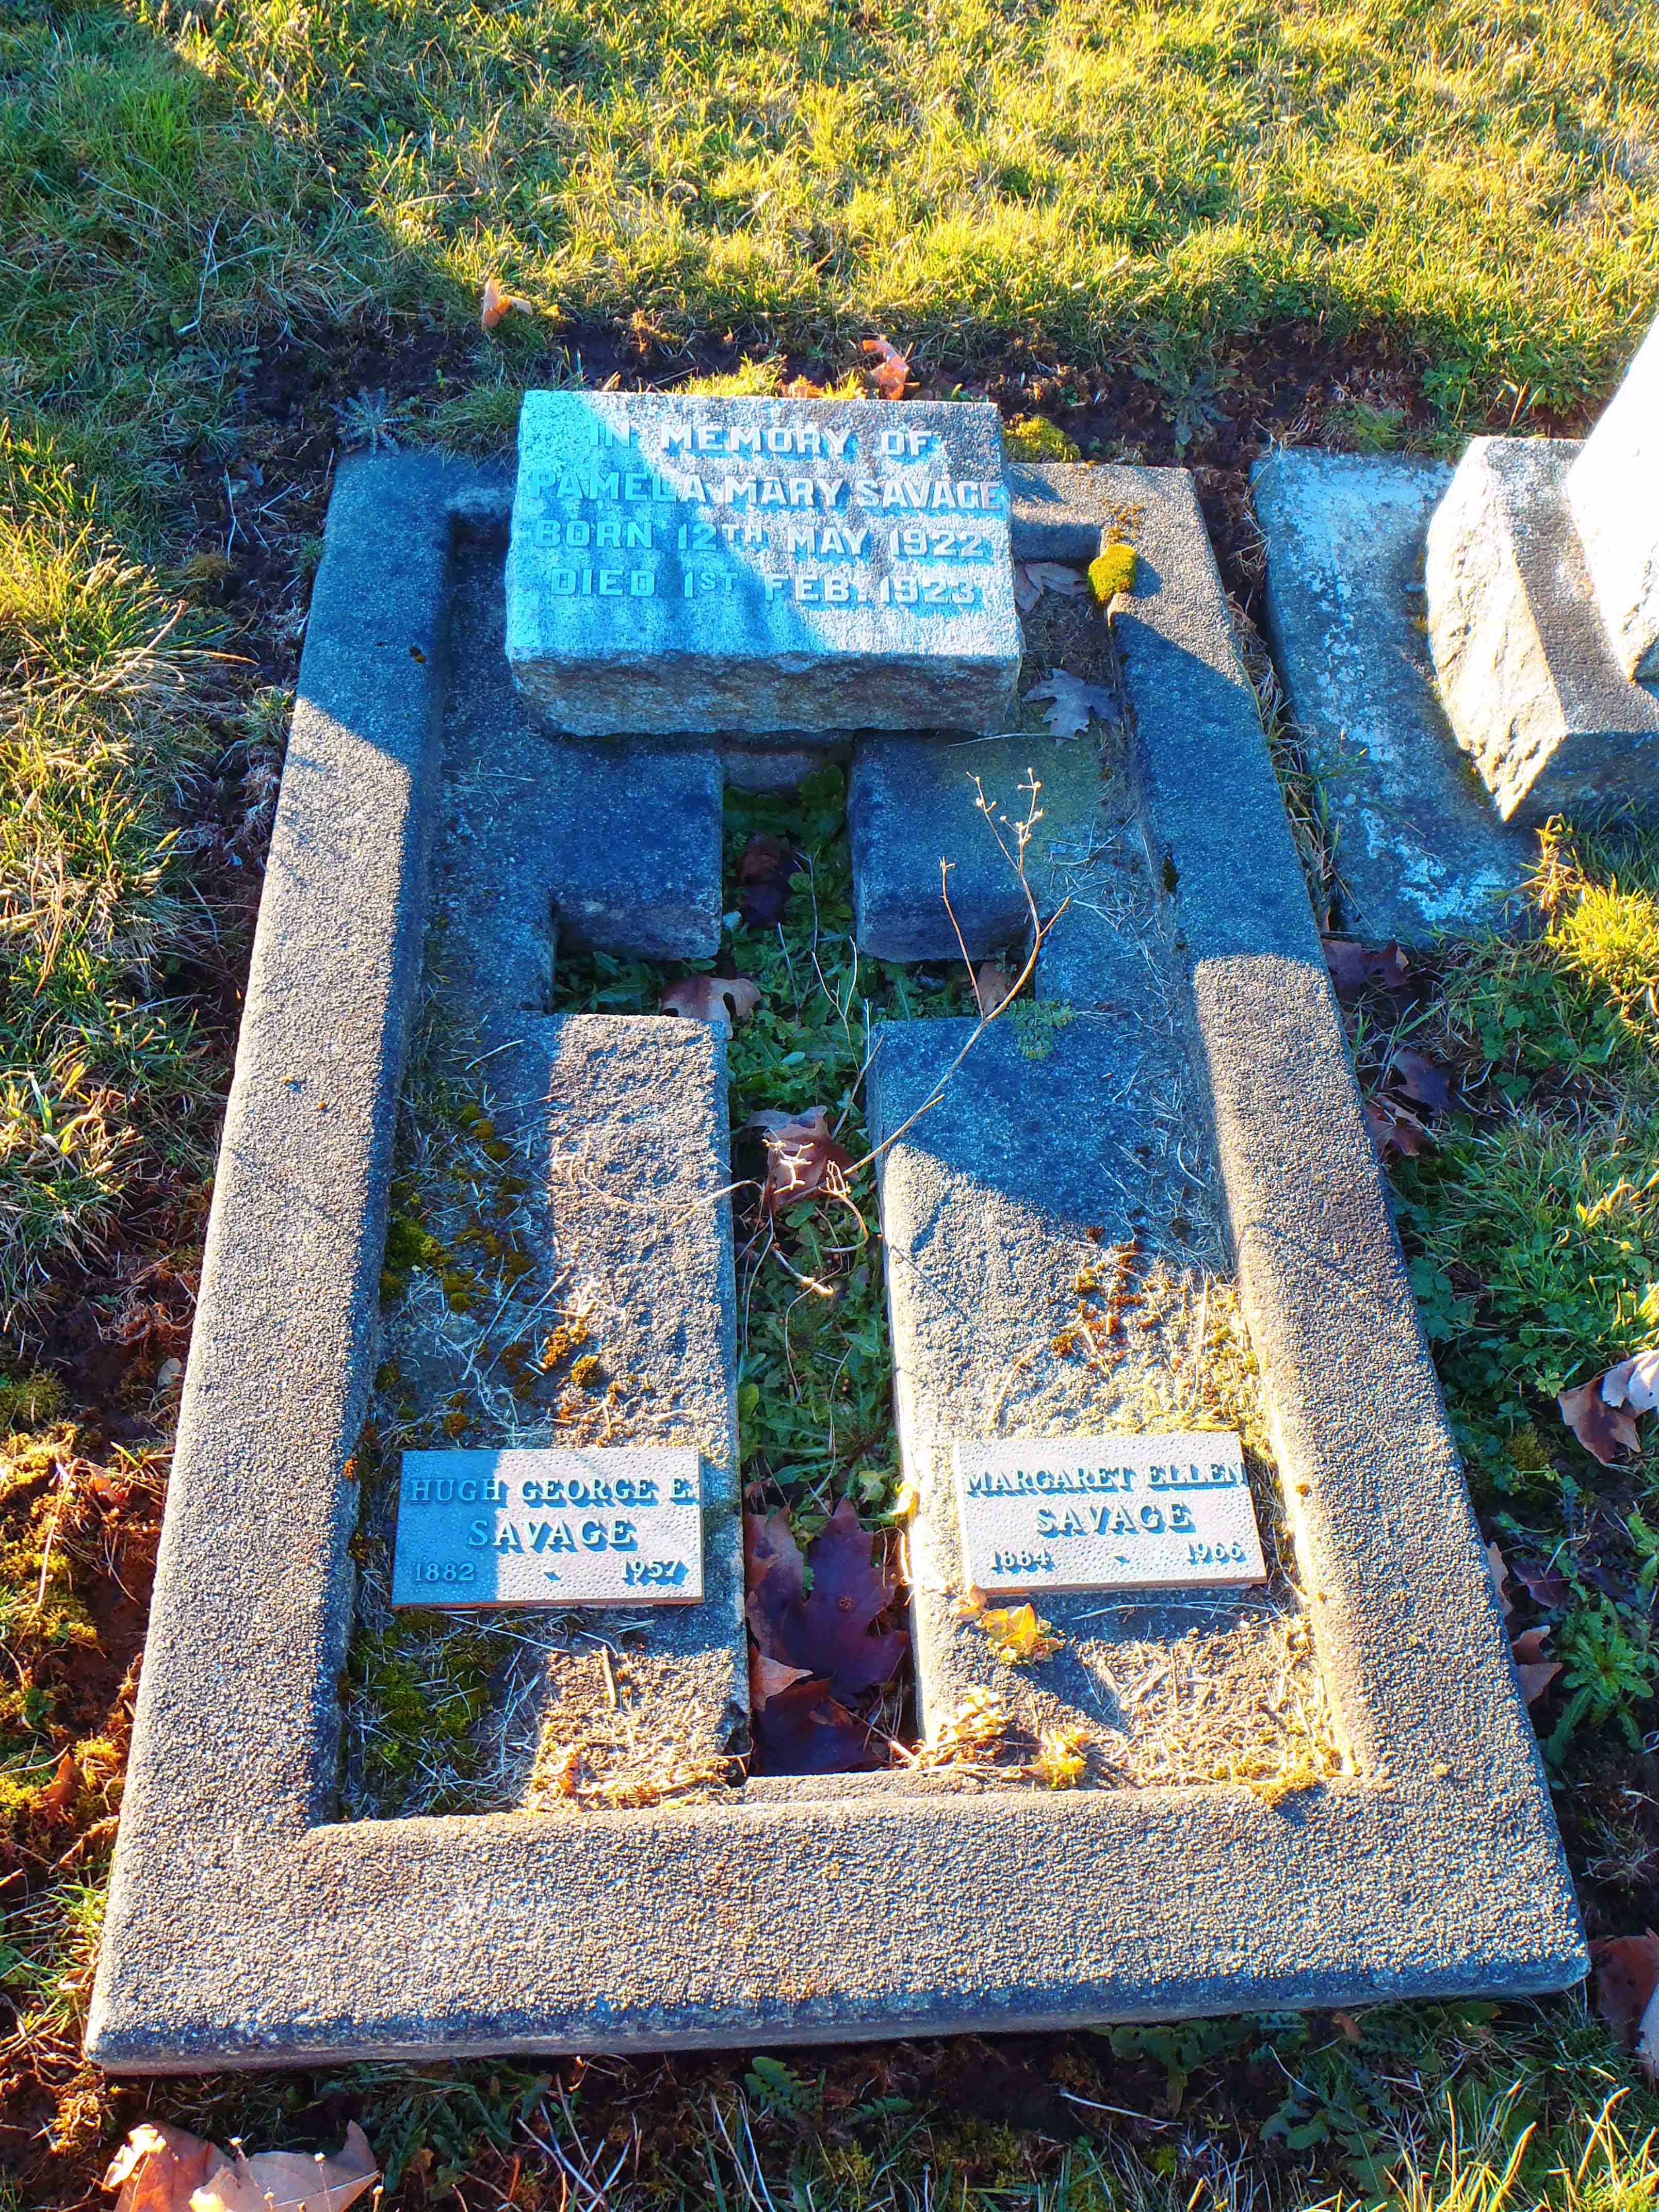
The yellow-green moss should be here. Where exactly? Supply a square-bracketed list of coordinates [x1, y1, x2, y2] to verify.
[1002, 414, 1081, 463]
[1088, 543, 1138, 603]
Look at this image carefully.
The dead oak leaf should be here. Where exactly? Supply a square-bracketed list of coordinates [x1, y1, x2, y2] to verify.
[105, 2123, 378, 2212]
[861, 335, 913, 400]
[1322, 937, 1412, 997]
[1012, 561, 1087, 613]
[480, 275, 533, 331]
[1024, 669, 1116, 740]
[736, 833, 799, 927]
[660, 974, 760, 1029]
[1364, 1099, 1430, 1161]
[974, 961, 1016, 1016]
[1558, 1377, 1641, 1467]
[1509, 1624, 1562, 1707]
[746, 1105, 853, 1218]
[1389, 1047, 1453, 1115]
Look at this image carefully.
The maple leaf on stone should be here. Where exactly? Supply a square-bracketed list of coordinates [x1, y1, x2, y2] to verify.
[1024, 670, 1115, 740]
[104, 2121, 377, 2212]
[480, 275, 533, 331]
[1558, 1376, 1642, 1467]
[746, 1106, 853, 1219]
[736, 833, 799, 927]
[1012, 561, 1087, 614]
[660, 974, 760, 1030]
[861, 336, 913, 400]
[752, 1678, 883, 1773]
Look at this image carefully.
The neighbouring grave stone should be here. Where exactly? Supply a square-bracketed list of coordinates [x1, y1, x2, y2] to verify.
[953, 1434, 1266, 1599]
[1256, 315, 1659, 941]
[507, 393, 1021, 736]
[391, 1449, 704, 1608]
[1567, 316, 1659, 686]
[88, 443, 1583, 2075]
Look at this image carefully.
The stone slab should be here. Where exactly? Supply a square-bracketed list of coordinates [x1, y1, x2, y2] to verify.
[1426, 436, 1659, 822]
[1568, 314, 1659, 685]
[441, 534, 722, 967]
[89, 454, 1584, 2075]
[507, 393, 1020, 736]
[391, 1449, 704, 1607]
[1254, 449, 1533, 941]
[848, 732, 1111, 961]
[953, 1433, 1265, 1597]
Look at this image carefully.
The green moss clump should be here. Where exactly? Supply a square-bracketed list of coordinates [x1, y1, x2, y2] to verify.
[1088, 543, 1138, 602]
[1002, 414, 1080, 462]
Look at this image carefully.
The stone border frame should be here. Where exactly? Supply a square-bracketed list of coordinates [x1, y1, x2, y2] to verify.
[87, 454, 1583, 2071]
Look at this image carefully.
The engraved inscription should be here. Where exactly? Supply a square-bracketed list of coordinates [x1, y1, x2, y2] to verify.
[511, 394, 1013, 630]
[951, 1432, 1267, 1597]
[391, 1446, 704, 1609]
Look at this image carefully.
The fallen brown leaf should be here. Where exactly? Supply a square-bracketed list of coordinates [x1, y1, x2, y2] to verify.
[861, 335, 913, 400]
[1558, 1377, 1641, 1467]
[973, 1600, 1064, 1663]
[1509, 1624, 1562, 1706]
[747, 1105, 853, 1218]
[104, 2123, 378, 2212]
[39, 1747, 77, 1824]
[745, 1497, 907, 1699]
[736, 833, 799, 926]
[480, 274, 533, 331]
[783, 376, 826, 397]
[1512, 1554, 1571, 1608]
[973, 961, 1016, 1015]
[1364, 1099, 1430, 1161]
[749, 1652, 812, 1709]
[660, 974, 760, 1029]
[1322, 937, 1412, 997]
[1012, 560, 1087, 613]
[1389, 1047, 1452, 1114]
[1024, 669, 1116, 740]
[1595, 1933, 1659, 2044]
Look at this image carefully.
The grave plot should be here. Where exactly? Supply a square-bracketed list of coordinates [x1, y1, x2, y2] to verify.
[88, 414, 1582, 2072]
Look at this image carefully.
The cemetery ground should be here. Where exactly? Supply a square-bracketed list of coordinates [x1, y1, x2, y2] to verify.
[5, 0, 1659, 2203]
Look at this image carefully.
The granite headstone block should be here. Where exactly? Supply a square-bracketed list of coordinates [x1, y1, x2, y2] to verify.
[1568, 313, 1659, 687]
[506, 392, 1021, 736]
[1425, 437, 1659, 823]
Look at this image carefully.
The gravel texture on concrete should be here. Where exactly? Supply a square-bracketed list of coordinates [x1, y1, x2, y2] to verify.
[88, 456, 1583, 2072]
[1253, 449, 1533, 942]
[1426, 436, 1659, 823]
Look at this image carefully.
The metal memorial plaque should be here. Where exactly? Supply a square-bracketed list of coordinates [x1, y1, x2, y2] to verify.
[952, 1432, 1267, 1597]
[391, 1447, 703, 1608]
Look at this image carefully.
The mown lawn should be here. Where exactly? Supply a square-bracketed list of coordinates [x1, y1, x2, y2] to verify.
[5, 0, 1659, 2203]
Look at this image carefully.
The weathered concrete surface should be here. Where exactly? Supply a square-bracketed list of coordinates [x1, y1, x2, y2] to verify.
[1254, 449, 1533, 941]
[441, 539, 722, 966]
[1568, 314, 1659, 686]
[89, 453, 1584, 2074]
[1425, 437, 1659, 823]
[848, 733, 1110, 962]
[364, 1012, 747, 1802]
[1005, 461, 1143, 562]
[508, 393, 1021, 736]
